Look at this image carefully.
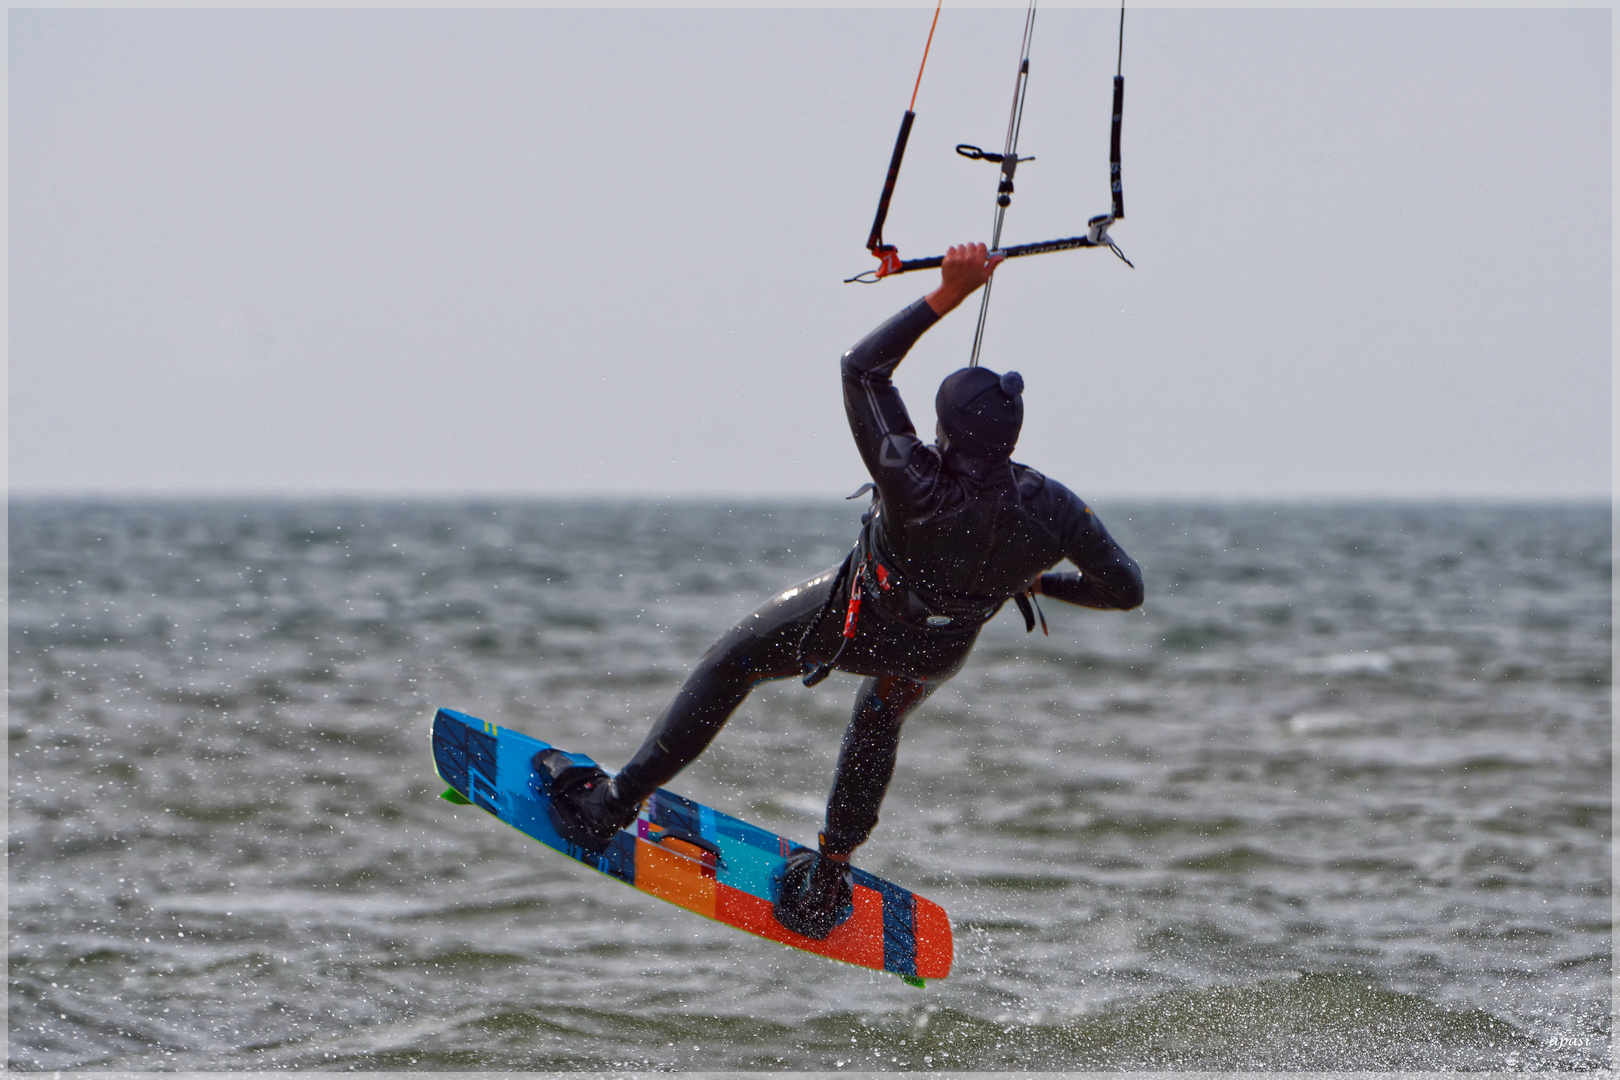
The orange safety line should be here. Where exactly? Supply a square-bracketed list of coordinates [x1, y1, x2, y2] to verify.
[908, 0, 944, 112]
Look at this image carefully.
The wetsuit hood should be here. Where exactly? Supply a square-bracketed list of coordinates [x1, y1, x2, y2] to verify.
[935, 367, 1024, 460]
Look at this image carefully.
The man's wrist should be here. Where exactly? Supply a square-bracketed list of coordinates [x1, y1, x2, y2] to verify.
[925, 286, 968, 316]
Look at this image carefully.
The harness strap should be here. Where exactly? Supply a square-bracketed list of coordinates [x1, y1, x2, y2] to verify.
[799, 551, 855, 687]
[1012, 590, 1049, 635]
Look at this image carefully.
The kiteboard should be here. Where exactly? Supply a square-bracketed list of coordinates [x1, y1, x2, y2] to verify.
[430, 707, 952, 983]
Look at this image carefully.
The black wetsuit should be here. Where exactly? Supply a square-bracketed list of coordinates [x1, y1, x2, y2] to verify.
[613, 297, 1144, 855]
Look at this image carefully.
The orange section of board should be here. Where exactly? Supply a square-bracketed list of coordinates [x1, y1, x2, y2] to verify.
[716, 882, 886, 970]
[635, 838, 717, 918]
[913, 896, 954, 978]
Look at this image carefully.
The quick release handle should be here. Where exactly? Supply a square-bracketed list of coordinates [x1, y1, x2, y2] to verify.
[1109, 75, 1124, 221]
[867, 110, 916, 253]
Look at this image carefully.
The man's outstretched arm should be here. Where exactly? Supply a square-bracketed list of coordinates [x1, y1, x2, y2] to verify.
[841, 244, 1003, 514]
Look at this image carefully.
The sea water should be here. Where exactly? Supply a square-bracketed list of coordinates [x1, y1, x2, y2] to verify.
[8, 498, 1611, 1069]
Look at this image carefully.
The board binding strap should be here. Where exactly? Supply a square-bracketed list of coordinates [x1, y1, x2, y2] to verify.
[431, 707, 952, 984]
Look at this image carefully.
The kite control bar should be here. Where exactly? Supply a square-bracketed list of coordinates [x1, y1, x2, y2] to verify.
[849, 0, 1134, 290]
[845, 214, 1130, 283]
[847, 0, 1133, 286]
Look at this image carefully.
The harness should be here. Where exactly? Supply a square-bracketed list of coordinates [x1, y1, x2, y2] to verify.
[797, 486, 1047, 687]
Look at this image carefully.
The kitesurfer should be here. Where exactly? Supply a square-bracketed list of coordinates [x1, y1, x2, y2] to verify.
[540, 242, 1144, 939]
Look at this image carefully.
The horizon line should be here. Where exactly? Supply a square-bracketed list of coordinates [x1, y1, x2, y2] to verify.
[7, 489, 1612, 506]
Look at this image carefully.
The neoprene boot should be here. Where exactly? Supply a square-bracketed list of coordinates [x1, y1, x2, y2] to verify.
[534, 751, 640, 852]
[772, 848, 854, 939]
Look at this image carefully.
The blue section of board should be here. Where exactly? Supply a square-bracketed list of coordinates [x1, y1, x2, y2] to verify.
[652, 792, 704, 845]
[432, 710, 498, 814]
[479, 723, 634, 880]
[712, 815, 783, 898]
[875, 876, 918, 978]
[715, 814, 782, 853]
[715, 835, 781, 898]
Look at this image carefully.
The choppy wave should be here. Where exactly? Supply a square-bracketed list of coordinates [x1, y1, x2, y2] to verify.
[9, 499, 1610, 1069]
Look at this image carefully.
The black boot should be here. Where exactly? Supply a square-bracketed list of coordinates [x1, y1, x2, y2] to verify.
[772, 848, 854, 939]
[534, 751, 640, 852]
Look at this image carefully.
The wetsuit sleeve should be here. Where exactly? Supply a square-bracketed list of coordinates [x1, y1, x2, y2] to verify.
[1036, 484, 1145, 611]
[841, 298, 945, 518]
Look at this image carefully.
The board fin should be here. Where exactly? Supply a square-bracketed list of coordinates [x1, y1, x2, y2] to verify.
[901, 975, 926, 988]
[440, 787, 473, 805]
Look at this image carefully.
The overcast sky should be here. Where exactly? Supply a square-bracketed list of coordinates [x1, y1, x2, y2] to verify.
[9, 6, 1611, 499]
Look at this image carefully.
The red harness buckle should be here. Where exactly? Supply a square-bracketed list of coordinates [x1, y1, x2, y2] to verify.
[842, 569, 864, 639]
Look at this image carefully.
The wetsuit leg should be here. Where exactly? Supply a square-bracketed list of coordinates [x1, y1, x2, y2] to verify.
[819, 674, 936, 856]
[612, 567, 839, 801]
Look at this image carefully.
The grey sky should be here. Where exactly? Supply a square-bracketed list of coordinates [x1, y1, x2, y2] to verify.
[10, 7, 1610, 498]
